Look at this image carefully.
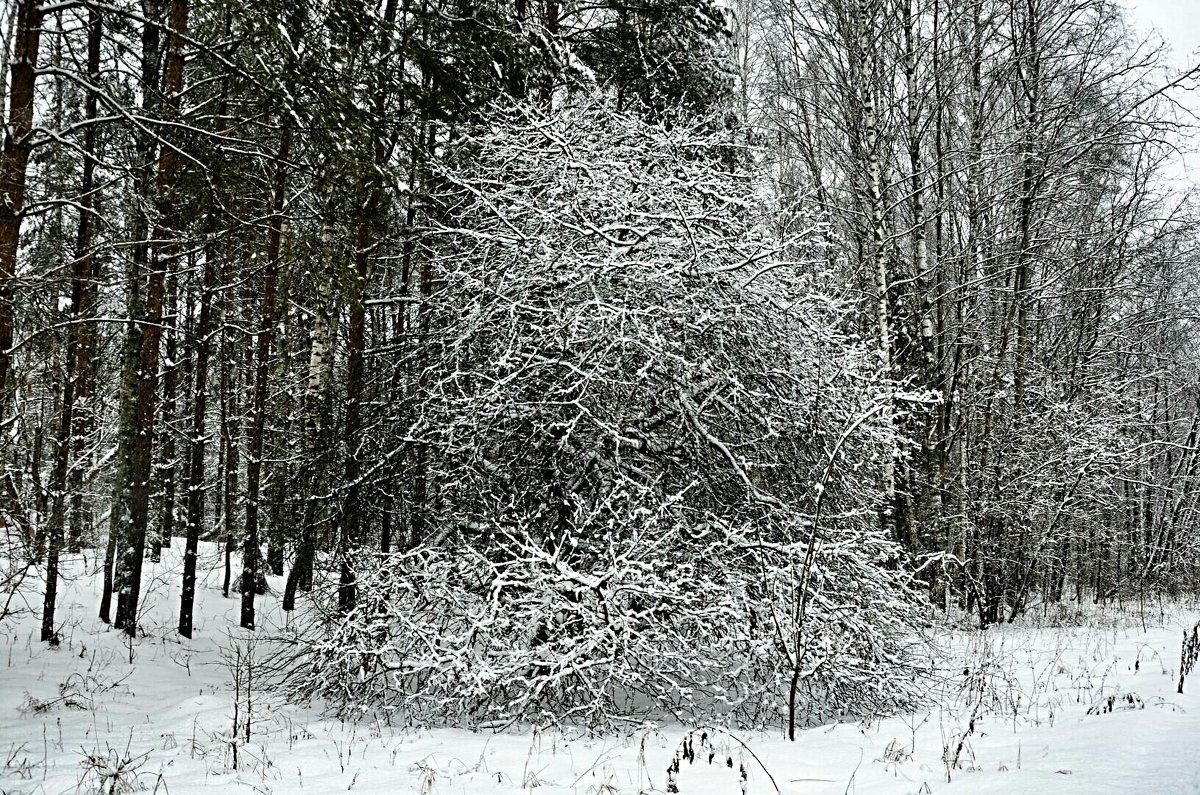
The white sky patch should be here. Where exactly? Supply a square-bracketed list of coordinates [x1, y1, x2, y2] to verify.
[1122, 0, 1200, 70]
[1121, 0, 1200, 183]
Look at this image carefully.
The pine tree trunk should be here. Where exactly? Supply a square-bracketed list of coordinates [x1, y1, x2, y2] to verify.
[265, 293, 292, 577]
[41, 7, 101, 643]
[114, 0, 190, 636]
[219, 296, 240, 599]
[339, 218, 371, 615]
[106, 0, 159, 628]
[154, 274, 180, 559]
[336, 0, 401, 614]
[0, 0, 42, 418]
[282, 236, 333, 612]
[178, 223, 218, 638]
[241, 122, 291, 630]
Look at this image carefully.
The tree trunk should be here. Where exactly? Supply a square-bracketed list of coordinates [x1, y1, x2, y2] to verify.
[240, 122, 291, 630]
[178, 225, 218, 638]
[41, 7, 101, 643]
[0, 0, 42, 418]
[219, 285, 240, 599]
[855, 0, 896, 539]
[282, 235, 333, 613]
[339, 218, 372, 615]
[154, 273, 180, 559]
[113, 0, 190, 636]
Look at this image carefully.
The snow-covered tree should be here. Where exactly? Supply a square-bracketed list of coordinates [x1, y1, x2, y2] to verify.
[279, 99, 929, 730]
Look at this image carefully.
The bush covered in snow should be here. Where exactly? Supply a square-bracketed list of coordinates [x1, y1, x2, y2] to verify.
[277, 100, 930, 729]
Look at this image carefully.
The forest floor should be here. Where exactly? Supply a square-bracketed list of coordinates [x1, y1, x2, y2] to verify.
[2, 544, 1199, 795]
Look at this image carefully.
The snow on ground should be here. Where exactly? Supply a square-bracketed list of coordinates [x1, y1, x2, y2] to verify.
[2, 543, 1200, 795]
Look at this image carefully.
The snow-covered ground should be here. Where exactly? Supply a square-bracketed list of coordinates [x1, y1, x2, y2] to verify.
[3, 544, 1199, 795]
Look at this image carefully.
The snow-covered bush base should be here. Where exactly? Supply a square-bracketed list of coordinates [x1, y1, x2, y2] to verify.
[279, 521, 930, 729]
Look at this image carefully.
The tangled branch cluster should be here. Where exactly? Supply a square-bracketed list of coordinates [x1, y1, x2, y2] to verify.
[278, 102, 930, 728]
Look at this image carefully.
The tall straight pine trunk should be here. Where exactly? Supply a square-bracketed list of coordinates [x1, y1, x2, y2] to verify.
[103, 0, 162, 626]
[112, 0, 191, 636]
[177, 221, 218, 638]
[41, 8, 102, 643]
[337, 0, 399, 615]
[0, 0, 42, 424]
[240, 122, 291, 630]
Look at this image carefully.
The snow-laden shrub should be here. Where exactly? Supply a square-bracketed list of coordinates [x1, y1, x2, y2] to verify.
[283, 516, 928, 728]
[279, 99, 930, 729]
